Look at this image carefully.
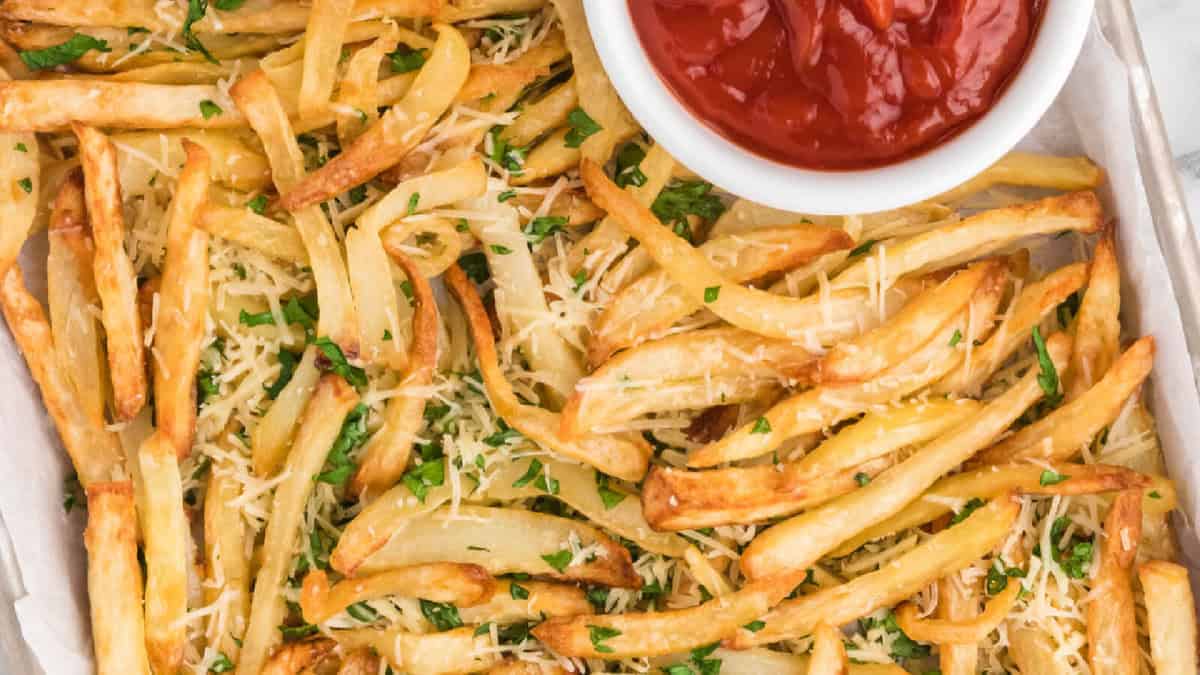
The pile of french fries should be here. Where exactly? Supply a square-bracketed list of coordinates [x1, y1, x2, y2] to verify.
[0, 0, 1195, 674]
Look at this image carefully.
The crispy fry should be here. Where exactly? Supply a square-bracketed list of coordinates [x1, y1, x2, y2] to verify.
[152, 140, 210, 458]
[251, 347, 322, 477]
[198, 205, 309, 264]
[1, 265, 123, 485]
[353, 505, 641, 588]
[84, 481, 151, 675]
[564, 328, 813, 438]
[75, 122, 147, 420]
[510, 127, 580, 185]
[1066, 232, 1122, 400]
[260, 638, 336, 675]
[730, 495, 1020, 647]
[1137, 561, 1199, 675]
[232, 70, 360, 355]
[808, 623, 849, 675]
[138, 433, 188, 675]
[334, 626, 497, 675]
[663, 648, 907, 675]
[298, 0, 355, 120]
[336, 27, 401, 144]
[203, 435, 250, 662]
[445, 264, 649, 480]
[300, 564, 494, 625]
[459, 580, 593, 624]
[896, 580, 1018, 644]
[936, 568, 980, 675]
[977, 336, 1155, 464]
[643, 399, 978, 530]
[1085, 490, 1142, 675]
[831, 462, 1158, 558]
[738, 333, 1070, 581]
[112, 130, 270, 193]
[935, 152, 1105, 203]
[238, 375, 360, 675]
[0, 63, 37, 274]
[0, 81, 244, 132]
[501, 77, 577, 147]
[281, 24, 470, 210]
[350, 252, 438, 497]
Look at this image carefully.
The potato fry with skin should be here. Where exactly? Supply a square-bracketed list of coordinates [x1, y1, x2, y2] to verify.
[46, 171, 107, 428]
[138, 433, 188, 675]
[934, 152, 1104, 203]
[198, 205, 309, 265]
[644, 399, 978, 530]
[232, 70, 359, 355]
[896, 581, 1019, 644]
[588, 225, 858, 365]
[0, 81, 245, 132]
[152, 140, 210, 458]
[730, 495, 1020, 648]
[738, 333, 1070, 581]
[1138, 561, 1199, 675]
[300, 564, 494, 625]
[1, 265, 123, 485]
[445, 264, 650, 481]
[808, 623, 848, 675]
[75, 122, 147, 421]
[1066, 232, 1122, 400]
[977, 336, 1155, 464]
[329, 481, 453, 576]
[809, 260, 1004, 385]
[84, 481, 151, 675]
[459, 580, 593, 624]
[831, 462, 1163, 557]
[260, 639, 336, 675]
[298, 0, 355, 120]
[350, 252, 438, 498]
[281, 24, 470, 210]
[335, 626, 497, 675]
[564, 327, 815, 438]
[1085, 490, 1142, 675]
[355, 506, 641, 588]
[934, 261, 1088, 395]
[238, 376, 360, 675]
[204, 442, 250, 662]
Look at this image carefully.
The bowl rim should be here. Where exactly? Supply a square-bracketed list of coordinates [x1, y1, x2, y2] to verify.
[582, 0, 1097, 215]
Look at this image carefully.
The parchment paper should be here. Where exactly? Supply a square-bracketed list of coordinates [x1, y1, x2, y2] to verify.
[1, 18, 1198, 675]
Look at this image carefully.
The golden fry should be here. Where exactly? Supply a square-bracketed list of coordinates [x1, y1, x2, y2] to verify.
[1085, 490, 1142, 675]
[85, 481, 151, 675]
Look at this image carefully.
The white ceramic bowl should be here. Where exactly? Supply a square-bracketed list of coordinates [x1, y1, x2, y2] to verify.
[582, 1, 1096, 215]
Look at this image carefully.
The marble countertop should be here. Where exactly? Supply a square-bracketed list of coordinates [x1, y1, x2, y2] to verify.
[1133, 0, 1200, 223]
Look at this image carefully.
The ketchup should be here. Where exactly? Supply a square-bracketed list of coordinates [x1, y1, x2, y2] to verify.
[629, 0, 1043, 170]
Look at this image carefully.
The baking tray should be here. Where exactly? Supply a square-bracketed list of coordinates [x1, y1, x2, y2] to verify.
[0, 0, 1194, 672]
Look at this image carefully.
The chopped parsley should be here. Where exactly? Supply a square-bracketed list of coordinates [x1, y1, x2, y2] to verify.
[497, 189, 517, 202]
[419, 599, 462, 631]
[490, 244, 512, 255]
[703, 286, 720, 303]
[854, 472, 871, 487]
[312, 336, 367, 388]
[1039, 469, 1069, 486]
[751, 417, 771, 434]
[315, 403, 368, 485]
[1032, 326, 1061, 407]
[345, 601, 378, 623]
[459, 252, 490, 283]
[401, 458, 445, 502]
[949, 329, 963, 347]
[208, 653, 234, 672]
[572, 269, 588, 293]
[595, 472, 626, 509]
[183, 0, 218, 63]
[564, 107, 602, 148]
[651, 181, 725, 241]
[278, 623, 318, 641]
[19, 33, 111, 70]
[613, 142, 648, 188]
[199, 100, 223, 120]
[512, 458, 558, 495]
[541, 549, 572, 573]
[742, 620, 765, 632]
[949, 497, 985, 525]
[13, 143, 26, 153]
[587, 625, 621, 653]
[509, 581, 529, 600]
[986, 562, 1027, 595]
[848, 239, 878, 258]
[17, 178, 32, 194]
[524, 215, 568, 245]
[388, 44, 428, 73]
[407, 192, 420, 215]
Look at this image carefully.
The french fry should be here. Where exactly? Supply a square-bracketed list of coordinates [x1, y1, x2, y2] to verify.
[137, 432, 188, 675]
[808, 623, 849, 675]
[737, 333, 1070, 581]
[336, 27, 401, 145]
[1066, 232, 1122, 400]
[112, 130, 270, 193]
[281, 24, 470, 210]
[1, 265, 123, 485]
[659, 648, 906, 675]
[445, 264, 650, 481]
[485, 457, 689, 556]
[643, 399, 978, 531]
[830, 191, 1103, 290]
[563, 327, 814, 438]
[198, 205, 309, 265]
[809, 260, 1004, 385]
[934, 262, 1088, 395]
[509, 128, 580, 185]
[353, 506, 642, 588]
[232, 70, 360, 355]
[0, 62, 37, 274]
[297, 0, 355, 120]
[0, 81, 245, 132]
[501, 77, 577, 147]
[1137, 561, 1199, 675]
[896, 580, 1019, 644]
[687, 281, 1005, 468]
[251, 347, 322, 477]
[45, 171, 107, 428]
[1085, 490, 1142, 675]
[729, 495, 1020, 648]
[831, 462, 1163, 557]
[152, 140, 210, 458]
[329, 479, 453, 576]
[935, 568, 980, 675]
[75, 122, 147, 421]
[84, 481, 151, 675]
[459, 579, 593, 624]
[300, 564, 494, 625]
[350, 251, 438, 497]
[260, 638, 336, 675]
[934, 152, 1105, 204]
[203, 436, 250, 663]
[381, 216, 464, 278]
[238, 375, 360, 675]
[977, 336, 1155, 464]
[334, 626, 497, 675]
[1008, 625, 1076, 674]
[588, 224, 858, 366]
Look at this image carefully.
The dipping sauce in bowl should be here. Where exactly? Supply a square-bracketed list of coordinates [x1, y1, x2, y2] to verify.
[629, 0, 1044, 170]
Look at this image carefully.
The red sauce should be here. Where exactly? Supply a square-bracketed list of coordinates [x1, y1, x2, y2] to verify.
[629, 0, 1043, 170]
